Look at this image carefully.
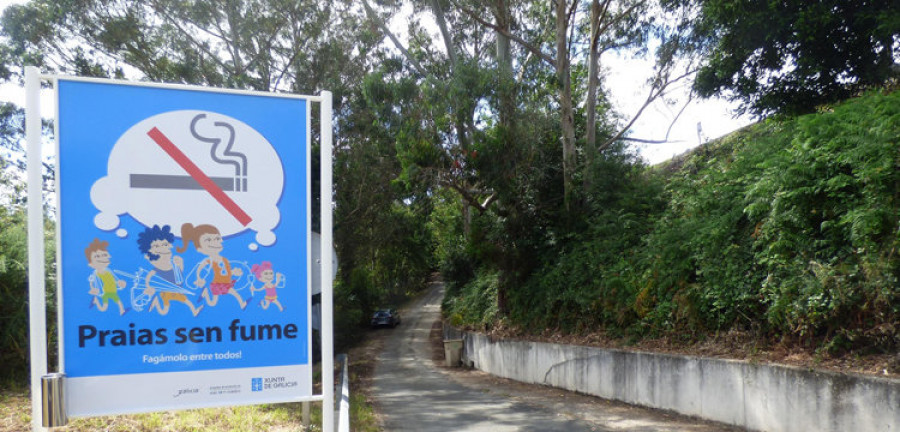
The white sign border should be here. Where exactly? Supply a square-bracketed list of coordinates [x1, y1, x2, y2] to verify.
[26, 69, 334, 431]
[67, 365, 314, 417]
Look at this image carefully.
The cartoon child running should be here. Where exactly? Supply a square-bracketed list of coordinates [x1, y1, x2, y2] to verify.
[85, 238, 127, 315]
[178, 223, 248, 309]
[138, 224, 204, 317]
[250, 261, 285, 311]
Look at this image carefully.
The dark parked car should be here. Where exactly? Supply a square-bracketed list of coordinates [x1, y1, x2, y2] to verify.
[371, 309, 401, 328]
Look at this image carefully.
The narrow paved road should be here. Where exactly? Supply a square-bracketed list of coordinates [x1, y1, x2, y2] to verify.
[371, 282, 740, 432]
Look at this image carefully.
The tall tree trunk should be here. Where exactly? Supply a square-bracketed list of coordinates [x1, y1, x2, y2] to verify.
[492, 0, 514, 316]
[431, 0, 457, 66]
[432, 0, 470, 150]
[584, 0, 602, 191]
[493, 0, 514, 131]
[556, 0, 576, 210]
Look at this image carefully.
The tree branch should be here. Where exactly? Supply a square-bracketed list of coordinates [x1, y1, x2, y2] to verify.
[597, 68, 696, 152]
[362, 0, 428, 76]
[593, 0, 613, 46]
[481, 193, 497, 210]
[439, 179, 495, 213]
[596, 1, 643, 41]
[455, 3, 557, 66]
[148, 3, 232, 73]
[620, 137, 684, 144]
[567, 0, 579, 23]
[616, 92, 694, 145]
[430, 0, 457, 67]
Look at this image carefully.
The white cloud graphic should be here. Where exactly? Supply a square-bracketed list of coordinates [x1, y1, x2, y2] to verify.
[91, 110, 284, 247]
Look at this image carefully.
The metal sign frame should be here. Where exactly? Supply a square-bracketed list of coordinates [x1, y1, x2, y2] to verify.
[25, 66, 335, 431]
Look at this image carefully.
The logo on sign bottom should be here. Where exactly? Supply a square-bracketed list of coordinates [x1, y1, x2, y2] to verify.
[250, 376, 299, 392]
[251, 378, 263, 392]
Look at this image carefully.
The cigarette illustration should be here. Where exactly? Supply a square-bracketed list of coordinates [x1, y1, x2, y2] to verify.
[130, 113, 249, 192]
[129, 173, 243, 191]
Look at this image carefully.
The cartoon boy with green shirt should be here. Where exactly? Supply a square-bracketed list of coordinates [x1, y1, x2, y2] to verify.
[86, 238, 127, 315]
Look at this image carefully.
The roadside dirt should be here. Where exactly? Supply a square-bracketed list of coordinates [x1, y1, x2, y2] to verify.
[345, 327, 390, 424]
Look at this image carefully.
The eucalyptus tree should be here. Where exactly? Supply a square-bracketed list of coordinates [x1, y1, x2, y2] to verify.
[457, 0, 692, 206]
[2, 0, 368, 92]
[361, 0, 497, 227]
[357, 0, 691, 314]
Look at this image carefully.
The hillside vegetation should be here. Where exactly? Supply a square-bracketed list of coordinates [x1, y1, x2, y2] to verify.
[445, 90, 900, 355]
[1, 0, 896, 385]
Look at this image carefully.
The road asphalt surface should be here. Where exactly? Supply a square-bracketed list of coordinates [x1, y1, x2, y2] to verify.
[371, 281, 740, 431]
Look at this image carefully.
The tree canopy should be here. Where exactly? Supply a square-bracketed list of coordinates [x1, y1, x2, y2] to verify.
[672, 0, 900, 116]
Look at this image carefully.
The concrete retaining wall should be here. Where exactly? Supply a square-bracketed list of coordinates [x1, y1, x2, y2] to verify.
[460, 331, 900, 432]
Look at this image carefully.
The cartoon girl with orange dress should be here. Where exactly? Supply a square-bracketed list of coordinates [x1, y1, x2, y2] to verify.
[178, 223, 248, 309]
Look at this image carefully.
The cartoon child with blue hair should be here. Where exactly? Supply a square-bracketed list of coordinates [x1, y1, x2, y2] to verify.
[138, 224, 203, 316]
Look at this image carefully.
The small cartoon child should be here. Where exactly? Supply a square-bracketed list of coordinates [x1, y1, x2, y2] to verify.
[178, 223, 248, 309]
[138, 224, 204, 317]
[250, 261, 285, 311]
[85, 238, 127, 315]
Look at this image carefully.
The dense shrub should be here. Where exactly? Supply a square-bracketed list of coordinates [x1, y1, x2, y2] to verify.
[508, 174, 662, 333]
[0, 205, 30, 381]
[444, 270, 500, 329]
[636, 124, 784, 335]
[0, 196, 56, 383]
[445, 90, 900, 352]
[745, 91, 900, 347]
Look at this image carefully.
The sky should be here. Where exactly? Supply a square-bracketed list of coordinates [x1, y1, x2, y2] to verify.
[604, 52, 753, 163]
[0, 0, 753, 164]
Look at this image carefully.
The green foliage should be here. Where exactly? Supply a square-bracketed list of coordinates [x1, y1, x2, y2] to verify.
[1, 0, 365, 91]
[428, 191, 474, 298]
[636, 124, 781, 335]
[0, 160, 56, 383]
[443, 270, 499, 330]
[505, 148, 664, 333]
[0, 204, 29, 380]
[635, 91, 900, 349]
[446, 90, 900, 353]
[673, 0, 900, 116]
[745, 91, 900, 346]
[332, 62, 439, 340]
[332, 267, 370, 347]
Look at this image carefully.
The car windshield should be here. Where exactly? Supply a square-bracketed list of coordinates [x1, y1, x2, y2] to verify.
[374, 310, 391, 317]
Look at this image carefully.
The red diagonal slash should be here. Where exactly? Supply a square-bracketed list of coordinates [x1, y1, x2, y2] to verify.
[147, 127, 252, 226]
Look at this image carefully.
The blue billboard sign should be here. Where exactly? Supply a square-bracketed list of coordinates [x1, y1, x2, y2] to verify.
[56, 78, 312, 415]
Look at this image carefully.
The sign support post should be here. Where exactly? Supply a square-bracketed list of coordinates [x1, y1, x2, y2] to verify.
[25, 65, 49, 432]
[320, 90, 334, 432]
